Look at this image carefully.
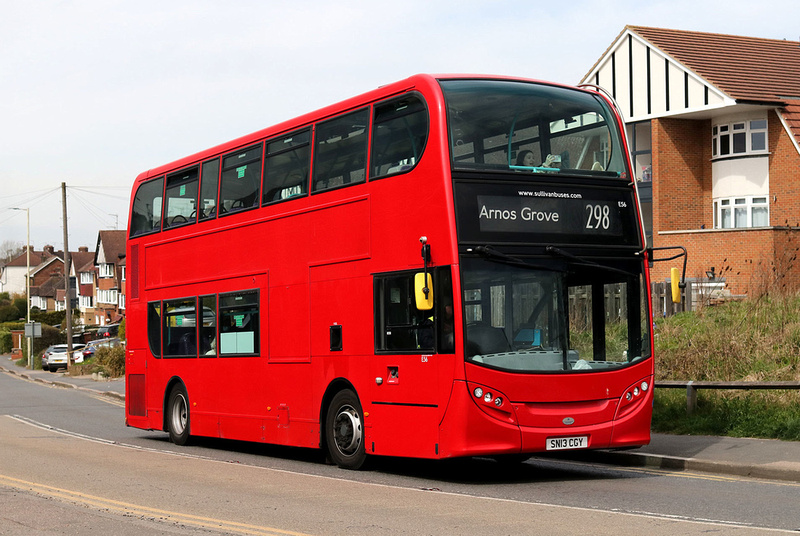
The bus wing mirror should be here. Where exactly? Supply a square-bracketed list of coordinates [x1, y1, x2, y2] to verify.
[670, 267, 681, 304]
[646, 246, 687, 304]
[415, 273, 434, 311]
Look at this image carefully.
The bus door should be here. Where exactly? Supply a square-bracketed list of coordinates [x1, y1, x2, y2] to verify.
[370, 268, 453, 457]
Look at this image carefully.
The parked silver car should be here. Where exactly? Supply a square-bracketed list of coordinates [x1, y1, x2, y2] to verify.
[43, 343, 85, 371]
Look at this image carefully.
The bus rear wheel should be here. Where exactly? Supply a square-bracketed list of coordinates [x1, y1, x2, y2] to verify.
[325, 389, 366, 470]
[167, 383, 191, 446]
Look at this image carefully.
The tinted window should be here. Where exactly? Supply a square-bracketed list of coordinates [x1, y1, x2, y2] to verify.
[163, 298, 198, 358]
[220, 145, 262, 215]
[371, 95, 428, 178]
[200, 295, 217, 356]
[199, 158, 220, 220]
[130, 177, 164, 237]
[147, 302, 161, 357]
[312, 108, 369, 192]
[262, 129, 311, 205]
[374, 272, 433, 352]
[164, 168, 199, 228]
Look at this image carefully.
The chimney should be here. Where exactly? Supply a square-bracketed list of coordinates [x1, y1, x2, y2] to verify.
[78, 246, 89, 253]
[43, 245, 55, 254]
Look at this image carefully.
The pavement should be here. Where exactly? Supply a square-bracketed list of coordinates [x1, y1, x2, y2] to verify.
[2, 355, 799, 482]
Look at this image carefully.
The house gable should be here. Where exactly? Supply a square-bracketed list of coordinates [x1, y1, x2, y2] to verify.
[582, 27, 733, 122]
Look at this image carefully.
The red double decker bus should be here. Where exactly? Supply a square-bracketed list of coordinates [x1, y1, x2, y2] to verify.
[125, 74, 660, 469]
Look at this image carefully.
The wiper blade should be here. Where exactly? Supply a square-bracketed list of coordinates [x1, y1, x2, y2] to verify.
[471, 245, 564, 272]
[545, 245, 636, 277]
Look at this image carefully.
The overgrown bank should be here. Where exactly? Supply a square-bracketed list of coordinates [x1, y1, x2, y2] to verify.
[652, 295, 800, 441]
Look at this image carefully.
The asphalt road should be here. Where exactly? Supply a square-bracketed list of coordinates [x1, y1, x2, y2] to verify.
[1, 370, 799, 535]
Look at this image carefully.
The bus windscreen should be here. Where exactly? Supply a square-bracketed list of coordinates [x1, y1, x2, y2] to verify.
[441, 79, 628, 178]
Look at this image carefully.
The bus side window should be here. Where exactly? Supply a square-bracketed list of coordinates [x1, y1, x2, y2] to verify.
[163, 298, 198, 358]
[163, 167, 199, 228]
[220, 144, 262, 215]
[147, 301, 162, 358]
[197, 295, 217, 356]
[130, 177, 164, 237]
[262, 129, 310, 205]
[199, 158, 220, 220]
[312, 108, 369, 192]
[371, 94, 429, 179]
[219, 290, 259, 356]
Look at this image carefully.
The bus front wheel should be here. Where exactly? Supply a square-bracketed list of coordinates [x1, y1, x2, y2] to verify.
[325, 389, 366, 470]
[167, 383, 191, 446]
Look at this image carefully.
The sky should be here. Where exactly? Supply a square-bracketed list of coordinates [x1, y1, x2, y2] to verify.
[1, 0, 798, 252]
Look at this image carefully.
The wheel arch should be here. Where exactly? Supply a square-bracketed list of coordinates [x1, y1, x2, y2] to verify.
[162, 376, 187, 433]
[319, 378, 359, 449]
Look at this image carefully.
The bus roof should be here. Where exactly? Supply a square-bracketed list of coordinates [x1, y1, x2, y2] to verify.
[133, 73, 584, 183]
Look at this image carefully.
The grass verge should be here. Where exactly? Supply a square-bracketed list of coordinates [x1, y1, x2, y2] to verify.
[652, 385, 800, 441]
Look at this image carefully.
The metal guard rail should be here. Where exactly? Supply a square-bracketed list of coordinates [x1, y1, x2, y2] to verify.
[655, 380, 800, 414]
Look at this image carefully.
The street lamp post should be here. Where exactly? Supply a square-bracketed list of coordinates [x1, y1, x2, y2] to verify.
[11, 207, 31, 368]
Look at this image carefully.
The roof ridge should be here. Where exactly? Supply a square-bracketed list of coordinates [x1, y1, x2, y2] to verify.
[628, 25, 800, 46]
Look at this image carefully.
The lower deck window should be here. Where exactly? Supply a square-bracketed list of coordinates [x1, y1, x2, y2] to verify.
[219, 290, 259, 355]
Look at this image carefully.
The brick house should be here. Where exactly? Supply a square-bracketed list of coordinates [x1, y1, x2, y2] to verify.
[70, 247, 96, 324]
[93, 230, 126, 326]
[0, 245, 60, 300]
[583, 26, 800, 297]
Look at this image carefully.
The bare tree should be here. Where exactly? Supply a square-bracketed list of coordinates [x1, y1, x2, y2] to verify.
[0, 240, 24, 266]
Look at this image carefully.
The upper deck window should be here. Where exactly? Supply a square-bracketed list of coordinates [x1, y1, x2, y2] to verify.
[312, 108, 369, 192]
[199, 158, 220, 220]
[262, 129, 311, 205]
[164, 167, 199, 228]
[220, 144, 262, 215]
[441, 80, 627, 178]
[130, 177, 164, 237]
[371, 94, 429, 179]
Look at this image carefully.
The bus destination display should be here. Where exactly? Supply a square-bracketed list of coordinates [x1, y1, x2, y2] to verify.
[455, 182, 640, 247]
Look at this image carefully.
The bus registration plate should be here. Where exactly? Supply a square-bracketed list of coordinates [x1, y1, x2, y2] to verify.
[546, 436, 588, 451]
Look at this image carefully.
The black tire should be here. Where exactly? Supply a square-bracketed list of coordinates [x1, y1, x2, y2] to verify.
[325, 389, 366, 470]
[167, 383, 191, 446]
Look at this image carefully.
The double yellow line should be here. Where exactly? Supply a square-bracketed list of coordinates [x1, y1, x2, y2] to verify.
[0, 474, 313, 536]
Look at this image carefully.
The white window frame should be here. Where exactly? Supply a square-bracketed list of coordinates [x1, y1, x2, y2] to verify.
[79, 295, 93, 308]
[97, 289, 119, 305]
[712, 117, 768, 159]
[80, 271, 93, 284]
[98, 263, 115, 278]
[713, 196, 769, 229]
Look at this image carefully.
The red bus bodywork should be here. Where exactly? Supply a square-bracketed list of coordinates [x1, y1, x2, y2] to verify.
[125, 74, 654, 467]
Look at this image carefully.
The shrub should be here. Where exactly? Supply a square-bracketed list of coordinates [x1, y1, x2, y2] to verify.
[0, 330, 11, 354]
[92, 346, 125, 378]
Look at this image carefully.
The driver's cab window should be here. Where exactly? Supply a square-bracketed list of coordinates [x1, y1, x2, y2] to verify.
[375, 274, 432, 352]
[375, 268, 454, 353]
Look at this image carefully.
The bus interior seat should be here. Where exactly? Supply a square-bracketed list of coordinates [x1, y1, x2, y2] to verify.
[466, 323, 512, 356]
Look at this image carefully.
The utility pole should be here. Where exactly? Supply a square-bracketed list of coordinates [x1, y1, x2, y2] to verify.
[62, 182, 74, 368]
[11, 207, 31, 368]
